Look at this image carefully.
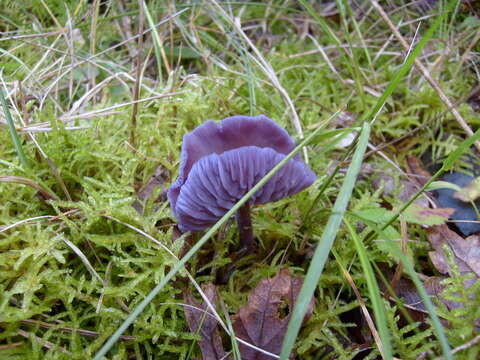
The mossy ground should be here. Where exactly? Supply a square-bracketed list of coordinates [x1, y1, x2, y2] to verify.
[1, 1, 480, 359]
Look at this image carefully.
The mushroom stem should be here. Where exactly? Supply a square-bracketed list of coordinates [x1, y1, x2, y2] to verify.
[235, 202, 254, 251]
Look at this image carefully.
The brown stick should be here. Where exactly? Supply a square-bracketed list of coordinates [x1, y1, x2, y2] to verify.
[129, 0, 145, 147]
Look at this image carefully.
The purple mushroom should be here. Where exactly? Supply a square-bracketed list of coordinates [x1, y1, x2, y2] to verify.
[168, 115, 316, 250]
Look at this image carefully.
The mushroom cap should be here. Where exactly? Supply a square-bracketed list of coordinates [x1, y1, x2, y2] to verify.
[168, 115, 316, 232]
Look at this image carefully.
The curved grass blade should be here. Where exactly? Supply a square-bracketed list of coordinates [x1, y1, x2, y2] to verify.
[279, 122, 371, 360]
[92, 110, 343, 360]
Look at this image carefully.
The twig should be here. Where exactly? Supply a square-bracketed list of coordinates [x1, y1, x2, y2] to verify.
[17, 329, 71, 355]
[338, 258, 386, 358]
[0, 342, 23, 350]
[0, 176, 58, 201]
[451, 334, 480, 355]
[0, 215, 53, 233]
[0, 29, 65, 41]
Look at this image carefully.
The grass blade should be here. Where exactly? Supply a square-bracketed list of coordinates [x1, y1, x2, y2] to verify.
[279, 122, 371, 360]
[0, 88, 28, 168]
[143, 1, 164, 84]
[345, 219, 392, 359]
[92, 110, 344, 360]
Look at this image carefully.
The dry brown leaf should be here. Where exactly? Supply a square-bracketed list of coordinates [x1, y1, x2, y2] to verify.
[427, 224, 480, 278]
[402, 204, 455, 226]
[372, 155, 431, 207]
[183, 283, 228, 360]
[232, 268, 314, 360]
[390, 274, 467, 322]
[398, 181, 429, 207]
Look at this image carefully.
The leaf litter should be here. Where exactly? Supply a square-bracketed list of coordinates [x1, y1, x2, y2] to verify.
[232, 268, 314, 360]
[183, 269, 314, 360]
[427, 224, 480, 278]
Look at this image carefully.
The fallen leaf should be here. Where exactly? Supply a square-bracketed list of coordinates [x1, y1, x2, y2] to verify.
[183, 283, 228, 360]
[425, 226, 480, 327]
[398, 181, 429, 207]
[427, 224, 480, 277]
[372, 172, 395, 196]
[232, 268, 314, 360]
[391, 275, 466, 316]
[371, 172, 429, 209]
[370, 156, 452, 226]
[381, 224, 480, 330]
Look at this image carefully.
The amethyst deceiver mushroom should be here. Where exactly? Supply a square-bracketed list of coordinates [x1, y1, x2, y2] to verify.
[168, 115, 316, 250]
